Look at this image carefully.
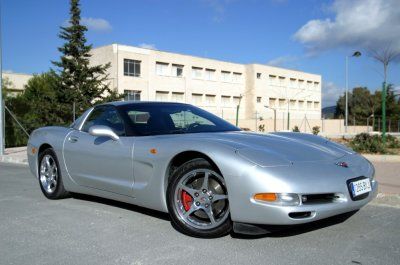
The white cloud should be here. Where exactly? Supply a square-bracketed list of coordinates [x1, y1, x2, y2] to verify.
[138, 43, 157, 50]
[267, 55, 298, 67]
[81, 17, 112, 32]
[3, 70, 14, 74]
[201, 0, 235, 22]
[294, 0, 400, 55]
[322, 81, 343, 107]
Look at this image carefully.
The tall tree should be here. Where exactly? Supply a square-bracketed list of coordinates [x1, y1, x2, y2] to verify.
[369, 46, 400, 83]
[52, 0, 121, 123]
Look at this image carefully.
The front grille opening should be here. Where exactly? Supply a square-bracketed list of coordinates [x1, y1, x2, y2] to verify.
[301, 193, 341, 204]
[289, 211, 312, 219]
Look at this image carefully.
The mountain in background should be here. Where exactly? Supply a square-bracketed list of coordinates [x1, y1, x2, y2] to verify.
[322, 106, 336, 119]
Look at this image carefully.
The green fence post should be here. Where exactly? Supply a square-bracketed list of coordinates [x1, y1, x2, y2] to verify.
[382, 82, 386, 144]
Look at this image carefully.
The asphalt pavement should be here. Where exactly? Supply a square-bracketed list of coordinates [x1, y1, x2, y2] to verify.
[0, 162, 399, 265]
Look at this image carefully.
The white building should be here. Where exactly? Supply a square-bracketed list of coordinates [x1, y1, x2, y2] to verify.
[90, 44, 321, 125]
[2, 72, 33, 94]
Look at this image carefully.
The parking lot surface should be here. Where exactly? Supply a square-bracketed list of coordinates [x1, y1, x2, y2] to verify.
[0, 163, 399, 265]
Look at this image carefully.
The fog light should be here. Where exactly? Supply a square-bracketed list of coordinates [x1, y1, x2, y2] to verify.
[254, 193, 300, 206]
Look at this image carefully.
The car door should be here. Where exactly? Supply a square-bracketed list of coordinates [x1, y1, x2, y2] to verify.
[63, 105, 135, 196]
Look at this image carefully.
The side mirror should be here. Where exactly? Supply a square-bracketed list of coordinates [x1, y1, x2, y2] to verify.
[88, 125, 120, 141]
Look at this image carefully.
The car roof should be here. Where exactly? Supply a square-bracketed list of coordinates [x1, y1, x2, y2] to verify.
[98, 101, 191, 107]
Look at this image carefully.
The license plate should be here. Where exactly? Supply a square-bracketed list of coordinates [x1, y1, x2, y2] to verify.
[350, 178, 371, 197]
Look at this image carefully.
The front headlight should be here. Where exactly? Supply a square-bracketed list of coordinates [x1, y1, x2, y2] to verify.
[253, 193, 300, 206]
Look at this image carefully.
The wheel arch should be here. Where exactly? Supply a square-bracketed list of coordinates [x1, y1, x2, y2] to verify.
[38, 143, 53, 155]
[164, 150, 222, 192]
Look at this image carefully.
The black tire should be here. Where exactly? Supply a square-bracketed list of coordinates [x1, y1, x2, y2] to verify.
[167, 158, 232, 238]
[38, 148, 69, 200]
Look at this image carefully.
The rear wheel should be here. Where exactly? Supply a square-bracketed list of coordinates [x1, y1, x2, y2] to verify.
[167, 158, 231, 238]
[38, 148, 69, 199]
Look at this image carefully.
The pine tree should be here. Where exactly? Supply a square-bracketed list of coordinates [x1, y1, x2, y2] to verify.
[52, 0, 121, 123]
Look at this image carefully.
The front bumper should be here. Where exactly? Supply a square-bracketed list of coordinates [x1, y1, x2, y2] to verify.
[244, 181, 377, 226]
[227, 154, 378, 225]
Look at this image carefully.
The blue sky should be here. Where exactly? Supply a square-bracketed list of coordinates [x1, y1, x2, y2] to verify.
[2, 0, 400, 107]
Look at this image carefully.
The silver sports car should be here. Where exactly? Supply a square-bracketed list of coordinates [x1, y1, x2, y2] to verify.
[27, 102, 377, 237]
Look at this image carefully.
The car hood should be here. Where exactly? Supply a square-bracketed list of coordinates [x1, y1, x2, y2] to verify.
[188, 131, 354, 166]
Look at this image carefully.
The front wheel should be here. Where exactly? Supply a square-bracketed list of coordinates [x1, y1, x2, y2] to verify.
[167, 158, 232, 238]
[38, 148, 69, 199]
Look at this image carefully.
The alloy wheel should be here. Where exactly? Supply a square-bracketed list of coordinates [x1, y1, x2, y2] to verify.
[39, 155, 58, 194]
[174, 169, 229, 230]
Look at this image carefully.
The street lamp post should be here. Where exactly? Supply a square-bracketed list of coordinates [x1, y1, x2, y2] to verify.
[345, 51, 361, 134]
[235, 94, 242, 127]
[264, 105, 276, 132]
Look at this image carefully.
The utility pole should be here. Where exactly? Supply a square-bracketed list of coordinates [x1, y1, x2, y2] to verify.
[345, 51, 362, 134]
[235, 95, 242, 127]
[382, 82, 387, 143]
[0, 1, 4, 155]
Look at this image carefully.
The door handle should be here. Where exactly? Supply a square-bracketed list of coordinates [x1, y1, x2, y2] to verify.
[68, 136, 79, 143]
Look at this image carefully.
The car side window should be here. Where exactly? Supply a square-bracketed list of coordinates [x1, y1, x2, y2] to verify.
[81, 106, 126, 136]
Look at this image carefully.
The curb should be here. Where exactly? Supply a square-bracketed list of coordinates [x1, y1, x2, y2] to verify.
[371, 193, 400, 208]
[362, 154, 400, 163]
[0, 156, 28, 165]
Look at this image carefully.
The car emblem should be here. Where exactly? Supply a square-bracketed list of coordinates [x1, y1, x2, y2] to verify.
[335, 161, 348, 168]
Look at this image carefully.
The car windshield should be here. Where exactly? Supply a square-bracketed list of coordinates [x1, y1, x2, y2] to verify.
[118, 103, 241, 136]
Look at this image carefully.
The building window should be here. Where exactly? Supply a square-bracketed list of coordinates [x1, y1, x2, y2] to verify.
[221, 71, 231, 82]
[290, 99, 296, 108]
[205, 94, 216, 105]
[192, 93, 203, 104]
[232, 72, 242, 83]
[256, 97, 262, 103]
[314, 82, 320, 90]
[124, 90, 141, 101]
[279, 98, 286, 108]
[124, 59, 141, 77]
[307, 81, 313, 89]
[279, 76, 286, 86]
[155, 91, 169, 101]
[256, 73, 262, 79]
[172, 64, 184, 77]
[233, 96, 241, 106]
[204, 69, 216, 81]
[269, 98, 276, 108]
[156, 62, 169, 76]
[221, 95, 231, 106]
[299, 79, 305, 89]
[269, 75, 277, 85]
[192, 67, 203, 79]
[298, 100, 304, 109]
[171, 92, 184, 102]
[290, 78, 297, 88]
[314, 101, 320, 109]
[307, 101, 312, 109]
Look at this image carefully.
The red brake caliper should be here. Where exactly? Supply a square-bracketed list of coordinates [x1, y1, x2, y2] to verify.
[181, 191, 193, 211]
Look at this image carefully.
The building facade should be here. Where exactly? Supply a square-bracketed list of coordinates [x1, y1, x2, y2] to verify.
[90, 44, 322, 124]
[2, 72, 33, 94]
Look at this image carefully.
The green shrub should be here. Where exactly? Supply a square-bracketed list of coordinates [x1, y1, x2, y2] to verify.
[349, 133, 386, 154]
[292, 125, 300, 132]
[312, 126, 320, 135]
[386, 135, 400, 148]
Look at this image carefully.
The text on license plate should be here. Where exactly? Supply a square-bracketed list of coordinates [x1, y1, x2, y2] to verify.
[351, 178, 372, 197]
